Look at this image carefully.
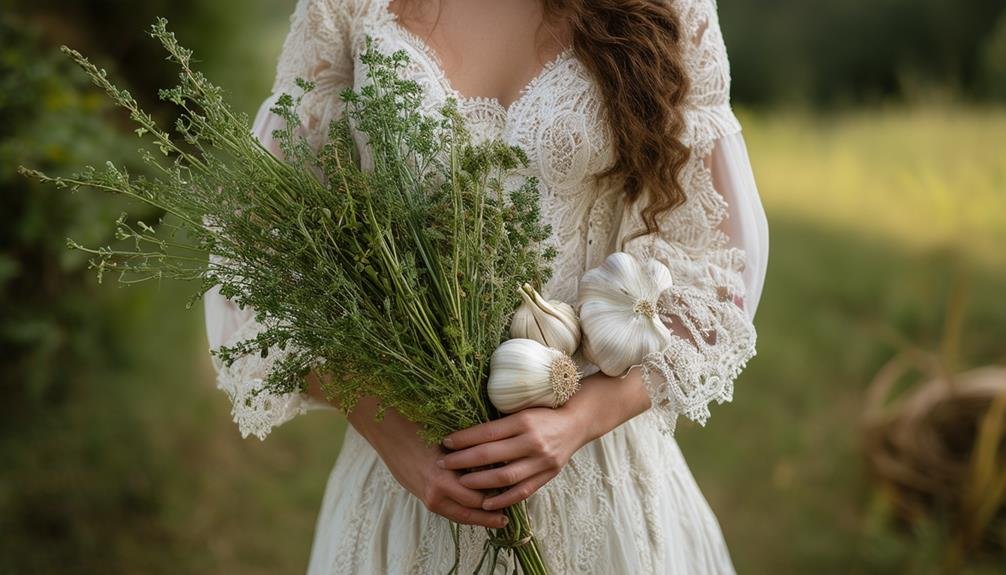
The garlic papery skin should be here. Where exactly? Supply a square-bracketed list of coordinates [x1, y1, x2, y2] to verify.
[577, 251, 674, 377]
[488, 338, 582, 413]
[509, 283, 581, 356]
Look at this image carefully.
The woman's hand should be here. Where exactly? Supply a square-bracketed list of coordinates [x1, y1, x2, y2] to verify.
[438, 367, 653, 511]
[338, 393, 510, 530]
[437, 406, 591, 511]
[371, 422, 510, 529]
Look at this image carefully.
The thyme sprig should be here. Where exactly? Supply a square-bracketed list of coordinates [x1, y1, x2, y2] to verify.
[21, 19, 555, 574]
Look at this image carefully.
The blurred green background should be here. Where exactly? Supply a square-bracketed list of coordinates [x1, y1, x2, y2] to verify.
[2, 0, 1005, 573]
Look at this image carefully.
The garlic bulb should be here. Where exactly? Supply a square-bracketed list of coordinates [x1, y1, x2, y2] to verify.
[577, 252, 674, 377]
[488, 338, 581, 413]
[509, 283, 581, 356]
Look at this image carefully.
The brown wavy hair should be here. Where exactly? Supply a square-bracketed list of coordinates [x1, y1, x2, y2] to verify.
[390, 0, 692, 236]
[541, 0, 691, 237]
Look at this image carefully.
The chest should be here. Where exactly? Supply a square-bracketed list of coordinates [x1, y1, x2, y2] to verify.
[386, 0, 569, 107]
[356, 6, 614, 192]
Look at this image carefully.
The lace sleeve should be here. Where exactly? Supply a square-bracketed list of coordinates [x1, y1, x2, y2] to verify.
[615, 0, 769, 436]
[204, 0, 357, 440]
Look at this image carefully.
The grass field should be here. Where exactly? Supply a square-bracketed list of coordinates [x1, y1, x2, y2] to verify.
[683, 106, 1006, 574]
[3, 107, 1004, 574]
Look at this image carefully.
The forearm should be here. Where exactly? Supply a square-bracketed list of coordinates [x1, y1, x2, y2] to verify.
[305, 370, 419, 451]
[307, 365, 651, 451]
[561, 366, 652, 444]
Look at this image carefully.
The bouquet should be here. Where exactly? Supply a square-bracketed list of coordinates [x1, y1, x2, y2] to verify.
[21, 20, 558, 574]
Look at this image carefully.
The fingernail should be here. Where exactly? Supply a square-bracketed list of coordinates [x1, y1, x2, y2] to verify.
[500, 516, 509, 527]
[483, 499, 496, 511]
[443, 437, 454, 449]
[435, 459, 445, 468]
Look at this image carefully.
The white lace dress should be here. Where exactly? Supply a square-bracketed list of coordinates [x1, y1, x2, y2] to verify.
[203, 0, 769, 572]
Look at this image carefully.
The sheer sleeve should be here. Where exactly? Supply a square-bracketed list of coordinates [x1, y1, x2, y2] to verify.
[203, 0, 357, 440]
[615, 0, 769, 435]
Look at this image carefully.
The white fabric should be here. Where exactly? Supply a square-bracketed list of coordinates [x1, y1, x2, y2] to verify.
[712, 131, 770, 317]
[204, 0, 769, 571]
[202, 97, 336, 441]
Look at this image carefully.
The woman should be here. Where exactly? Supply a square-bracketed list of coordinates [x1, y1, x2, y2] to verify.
[204, 0, 769, 572]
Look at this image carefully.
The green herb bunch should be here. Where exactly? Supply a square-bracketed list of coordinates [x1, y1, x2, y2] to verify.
[21, 19, 555, 574]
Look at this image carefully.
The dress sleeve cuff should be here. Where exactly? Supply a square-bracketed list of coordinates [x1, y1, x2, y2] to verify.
[637, 260, 757, 436]
[211, 312, 332, 441]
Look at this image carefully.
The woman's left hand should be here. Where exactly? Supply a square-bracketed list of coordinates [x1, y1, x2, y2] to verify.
[437, 406, 592, 511]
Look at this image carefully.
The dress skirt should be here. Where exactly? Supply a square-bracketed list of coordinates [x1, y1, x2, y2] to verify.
[305, 412, 736, 574]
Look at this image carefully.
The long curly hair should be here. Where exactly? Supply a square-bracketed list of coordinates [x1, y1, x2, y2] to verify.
[541, 0, 691, 236]
[390, 0, 692, 235]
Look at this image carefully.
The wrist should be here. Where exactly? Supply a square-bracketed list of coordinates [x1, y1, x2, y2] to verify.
[564, 366, 652, 443]
[346, 396, 399, 451]
[559, 395, 601, 448]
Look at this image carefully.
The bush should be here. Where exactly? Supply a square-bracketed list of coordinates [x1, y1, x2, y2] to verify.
[0, 14, 153, 410]
[980, 12, 1006, 99]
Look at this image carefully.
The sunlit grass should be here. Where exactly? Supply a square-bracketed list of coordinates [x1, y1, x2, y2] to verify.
[740, 105, 1006, 266]
[680, 106, 1006, 574]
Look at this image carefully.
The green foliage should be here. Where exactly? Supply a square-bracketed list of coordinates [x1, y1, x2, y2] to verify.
[0, 13, 182, 573]
[0, 6, 290, 573]
[7, 0, 281, 114]
[0, 13, 153, 408]
[980, 11, 1006, 99]
[721, 0, 1006, 107]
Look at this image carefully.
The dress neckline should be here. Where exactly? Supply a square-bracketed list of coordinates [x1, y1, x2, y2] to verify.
[376, 0, 575, 118]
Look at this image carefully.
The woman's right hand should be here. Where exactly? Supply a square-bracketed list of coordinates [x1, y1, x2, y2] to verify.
[344, 394, 510, 529]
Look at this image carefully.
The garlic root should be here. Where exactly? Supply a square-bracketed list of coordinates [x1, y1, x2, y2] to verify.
[488, 338, 582, 413]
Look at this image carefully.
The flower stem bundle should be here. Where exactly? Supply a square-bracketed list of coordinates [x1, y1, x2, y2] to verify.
[21, 19, 555, 574]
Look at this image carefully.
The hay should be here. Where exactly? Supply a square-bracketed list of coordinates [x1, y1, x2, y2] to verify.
[862, 359, 1006, 552]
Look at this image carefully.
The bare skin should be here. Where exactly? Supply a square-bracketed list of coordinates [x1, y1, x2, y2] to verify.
[306, 0, 655, 529]
[387, 0, 571, 108]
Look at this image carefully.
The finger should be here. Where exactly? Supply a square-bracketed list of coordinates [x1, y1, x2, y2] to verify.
[439, 436, 529, 470]
[459, 458, 544, 490]
[443, 414, 526, 451]
[437, 499, 509, 529]
[440, 474, 487, 509]
[482, 470, 555, 511]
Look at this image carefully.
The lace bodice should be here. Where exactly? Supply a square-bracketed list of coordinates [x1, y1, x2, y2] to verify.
[204, 0, 769, 440]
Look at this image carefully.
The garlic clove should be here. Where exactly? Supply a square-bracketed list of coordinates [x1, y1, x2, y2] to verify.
[525, 283, 579, 333]
[509, 283, 581, 356]
[578, 253, 640, 307]
[580, 305, 668, 376]
[510, 289, 545, 342]
[577, 252, 675, 377]
[488, 338, 582, 413]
